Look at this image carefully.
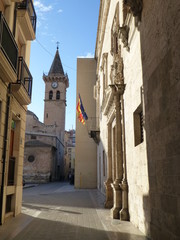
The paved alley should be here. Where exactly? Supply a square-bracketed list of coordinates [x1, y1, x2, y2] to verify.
[0, 183, 148, 240]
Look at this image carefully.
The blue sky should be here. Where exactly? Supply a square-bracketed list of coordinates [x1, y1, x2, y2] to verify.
[28, 0, 100, 130]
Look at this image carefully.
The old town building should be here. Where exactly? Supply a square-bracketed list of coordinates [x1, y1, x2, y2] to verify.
[0, 0, 36, 224]
[64, 129, 75, 181]
[76, 0, 180, 239]
[75, 58, 97, 188]
[24, 48, 69, 183]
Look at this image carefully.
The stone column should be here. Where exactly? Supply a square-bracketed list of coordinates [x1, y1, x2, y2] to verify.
[104, 124, 113, 209]
[111, 84, 125, 219]
[120, 96, 129, 220]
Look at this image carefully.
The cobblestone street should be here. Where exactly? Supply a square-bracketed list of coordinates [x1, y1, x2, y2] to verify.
[0, 183, 148, 240]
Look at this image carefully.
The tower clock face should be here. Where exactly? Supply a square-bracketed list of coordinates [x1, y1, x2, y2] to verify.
[51, 82, 58, 89]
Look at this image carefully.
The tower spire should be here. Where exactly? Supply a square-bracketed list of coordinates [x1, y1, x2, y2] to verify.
[48, 46, 64, 75]
[56, 41, 59, 50]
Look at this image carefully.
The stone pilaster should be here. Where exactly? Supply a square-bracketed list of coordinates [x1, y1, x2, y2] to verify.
[111, 84, 125, 219]
[104, 178, 113, 208]
[104, 124, 113, 209]
[120, 179, 129, 220]
[119, 96, 129, 221]
[111, 180, 122, 219]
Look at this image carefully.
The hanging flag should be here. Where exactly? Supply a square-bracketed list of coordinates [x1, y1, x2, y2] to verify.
[76, 94, 88, 125]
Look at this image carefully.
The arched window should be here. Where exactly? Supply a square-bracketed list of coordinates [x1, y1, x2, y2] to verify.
[56, 91, 60, 100]
[49, 90, 53, 100]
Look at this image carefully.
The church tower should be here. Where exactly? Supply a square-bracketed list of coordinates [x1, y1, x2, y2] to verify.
[43, 47, 69, 140]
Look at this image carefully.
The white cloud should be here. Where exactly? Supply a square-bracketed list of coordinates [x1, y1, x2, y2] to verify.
[58, 9, 63, 13]
[34, 1, 52, 12]
[34, 1, 52, 29]
[78, 52, 94, 58]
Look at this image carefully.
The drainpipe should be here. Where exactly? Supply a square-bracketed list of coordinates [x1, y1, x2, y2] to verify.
[0, 85, 10, 225]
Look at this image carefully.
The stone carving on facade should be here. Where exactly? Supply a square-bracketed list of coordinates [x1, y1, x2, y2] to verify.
[123, 0, 143, 20]
[119, 25, 130, 51]
[110, 49, 124, 85]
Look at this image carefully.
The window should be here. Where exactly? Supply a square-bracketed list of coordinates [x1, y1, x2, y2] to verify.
[31, 135, 36, 139]
[103, 150, 106, 177]
[6, 195, 13, 213]
[8, 157, 15, 185]
[101, 53, 108, 94]
[49, 90, 53, 100]
[134, 104, 144, 146]
[56, 90, 60, 100]
[10, 120, 15, 157]
[111, 3, 119, 55]
[28, 155, 35, 163]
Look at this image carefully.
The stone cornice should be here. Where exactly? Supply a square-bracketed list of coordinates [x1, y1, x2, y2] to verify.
[43, 74, 69, 88]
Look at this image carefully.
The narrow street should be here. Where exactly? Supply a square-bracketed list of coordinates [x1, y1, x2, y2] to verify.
[0, 183, 147, 240]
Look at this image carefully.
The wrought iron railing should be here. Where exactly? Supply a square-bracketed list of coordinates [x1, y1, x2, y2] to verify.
[17, 0, 37, 34]
[0, 12, 18, 73]
[17, 57, 33, 99]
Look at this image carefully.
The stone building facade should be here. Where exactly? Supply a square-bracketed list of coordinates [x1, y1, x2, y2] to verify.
[64, 129, 75, 180]
[24, 48, 68, 183]
[76, 0, 180, 239]
[24, 110, 64, 183]
[0, 0, 36, 224]
[75, 58, 97, 189]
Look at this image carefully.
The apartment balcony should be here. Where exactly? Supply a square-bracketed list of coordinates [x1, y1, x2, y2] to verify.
[10, 57, 33, 105]
[0, 12, 18, 83]
[17, 0, 36, 40]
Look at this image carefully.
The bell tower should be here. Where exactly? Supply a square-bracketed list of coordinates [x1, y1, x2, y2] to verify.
[43, 47, 69, 140]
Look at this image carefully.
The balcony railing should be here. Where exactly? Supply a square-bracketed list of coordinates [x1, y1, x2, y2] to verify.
[0, 12, 18, 73]
[17, 0, 37, 34]
[17, 57, 33, 99]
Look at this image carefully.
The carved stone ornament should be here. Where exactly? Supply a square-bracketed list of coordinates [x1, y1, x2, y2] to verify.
[110, 53, 124, 85]
[123, 0, 143, 19]
[119, 25, 129, 51]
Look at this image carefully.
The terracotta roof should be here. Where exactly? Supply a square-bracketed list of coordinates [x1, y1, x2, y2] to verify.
[48, 48, 64, 75]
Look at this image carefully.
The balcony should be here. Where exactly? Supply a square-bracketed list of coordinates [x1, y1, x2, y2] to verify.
[0, 12, 18, 82]
[17, 0, 36, 40]
[87, 117, 100, 144]
[10, 57, 33, 105]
